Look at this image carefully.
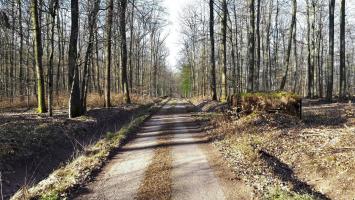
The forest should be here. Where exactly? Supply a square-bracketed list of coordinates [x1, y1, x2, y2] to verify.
[0, 0, 354, 199]
[0, 0, 354, 113]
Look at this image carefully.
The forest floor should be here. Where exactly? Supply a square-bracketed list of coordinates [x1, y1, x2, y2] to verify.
[2, 98, 354, 200]
[0, 96, 157, 199]
[195, 99, 354, 199]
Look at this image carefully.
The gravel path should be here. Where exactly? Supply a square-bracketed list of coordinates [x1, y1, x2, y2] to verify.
[74, 113, 163, 200]
[75, 100, 250, 199]
[171, 108, 226, 200]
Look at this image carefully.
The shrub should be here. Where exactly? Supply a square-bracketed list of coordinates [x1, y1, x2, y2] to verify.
[230, 92, 302, 117]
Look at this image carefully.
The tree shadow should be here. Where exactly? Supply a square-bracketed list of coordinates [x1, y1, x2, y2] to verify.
[302, 103, 350, 127]
[260, 150, 330, 200]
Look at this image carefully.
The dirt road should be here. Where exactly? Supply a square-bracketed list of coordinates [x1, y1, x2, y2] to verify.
[75, 100, 252, 200]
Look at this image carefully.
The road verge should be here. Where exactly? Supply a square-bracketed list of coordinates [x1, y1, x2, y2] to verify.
[11, 98, 169, 200]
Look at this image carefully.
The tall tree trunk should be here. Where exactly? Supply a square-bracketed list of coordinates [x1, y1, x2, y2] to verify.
[129, 0, 135, 93]
[119, 0, 131, 103]
[30, 0, 47, 113]
[292, 15, 299, 93]
[68, 0, 81, 118]
[80, 0, 100, 112]
[317, 9, 324, 97]
[339, 0, 346, 98]
[256, 0, 261, 91]
[280, 0, 296, 90]
[273, 0, 279, 90]
[209, 0, 217, 100]
[230, 15, 237, 95]
[307, 0, 314, 98]
[56, 13, 62, 94]
[233, 2, 241, 94]
[247, 0, 255, 92]
[326, 0, 335, 101]
[266, 0, 273, 91]
[48, 0, 59, 116]
[220, 0, 227, 101]
[105, 0, 114, 107]
[18, 0, 24, 100]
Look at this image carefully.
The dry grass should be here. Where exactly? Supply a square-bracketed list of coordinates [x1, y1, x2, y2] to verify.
[0, 93, 156, 111]
[202, 101, 354, 200]
[190, 96, 211, 105]
[136, 135, 173, 200]
[231, 92, 302, 116]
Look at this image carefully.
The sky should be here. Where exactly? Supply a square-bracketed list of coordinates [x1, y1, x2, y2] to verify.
[162, 0, 191, 71]
[162, 0, 355, 72]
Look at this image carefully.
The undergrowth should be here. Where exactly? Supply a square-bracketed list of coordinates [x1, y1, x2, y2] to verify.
[0, 93, 155, 110]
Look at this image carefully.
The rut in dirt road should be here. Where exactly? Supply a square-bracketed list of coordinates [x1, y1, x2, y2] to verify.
[75, 100, 251, 200]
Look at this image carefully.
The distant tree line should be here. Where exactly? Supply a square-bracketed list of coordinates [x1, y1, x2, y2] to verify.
[178, 0, 354, 101]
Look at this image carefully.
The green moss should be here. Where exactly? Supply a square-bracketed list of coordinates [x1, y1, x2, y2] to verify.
[105, 131, 115, 140]
[40, 192, 59, 200]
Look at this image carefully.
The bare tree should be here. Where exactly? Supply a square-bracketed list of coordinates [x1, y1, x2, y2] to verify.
[247, 0, 255, 92]
[48, 0, 59, 116]
[339, 0, 346, 98]
[105, 0, 114, 107]
[220, 0, 228, 101]
[280, 0, 297, 90]
[209, 0, 217, 100]
[326, 0, 335, 101]
[30, 0, 46, 113]
[119, 0, 131, 103]
[68, 0, 81, 118]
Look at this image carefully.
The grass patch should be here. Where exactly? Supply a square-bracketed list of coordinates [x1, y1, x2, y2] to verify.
[10, 99, 168, 200]
[267, 187, 314, 200]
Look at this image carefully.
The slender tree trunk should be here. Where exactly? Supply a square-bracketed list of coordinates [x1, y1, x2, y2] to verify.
[209, 0, 217, 100]
[307, 0, 314, 98]
[80, 0, 100, 112]
[105, 0, 113, 107]
[220, 0, 227, 101]
[266, 0, 273, 91]
[280, 0, 296, 90]
[56, 13, 62, 95]
[30, 0, 47, 113]
[247, 0, 255, 92]
[233, 3, 241, 94]
[68, 0, 81, 118]
[129, 0, 135, 93]
[48, 0, 59, 116]
[326, 0, 335, 101]
[273, 0, 279, 90]
[229, 16, 237, 95]
[292, 15, 299, 93]
[95, 28, 101, 95]
[119, 0, 131, 103]
[18, 0, 24, 100]
[339, 0, 346, 98]
[317, 9, 324, 97]
[256, 0, 261, 91]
